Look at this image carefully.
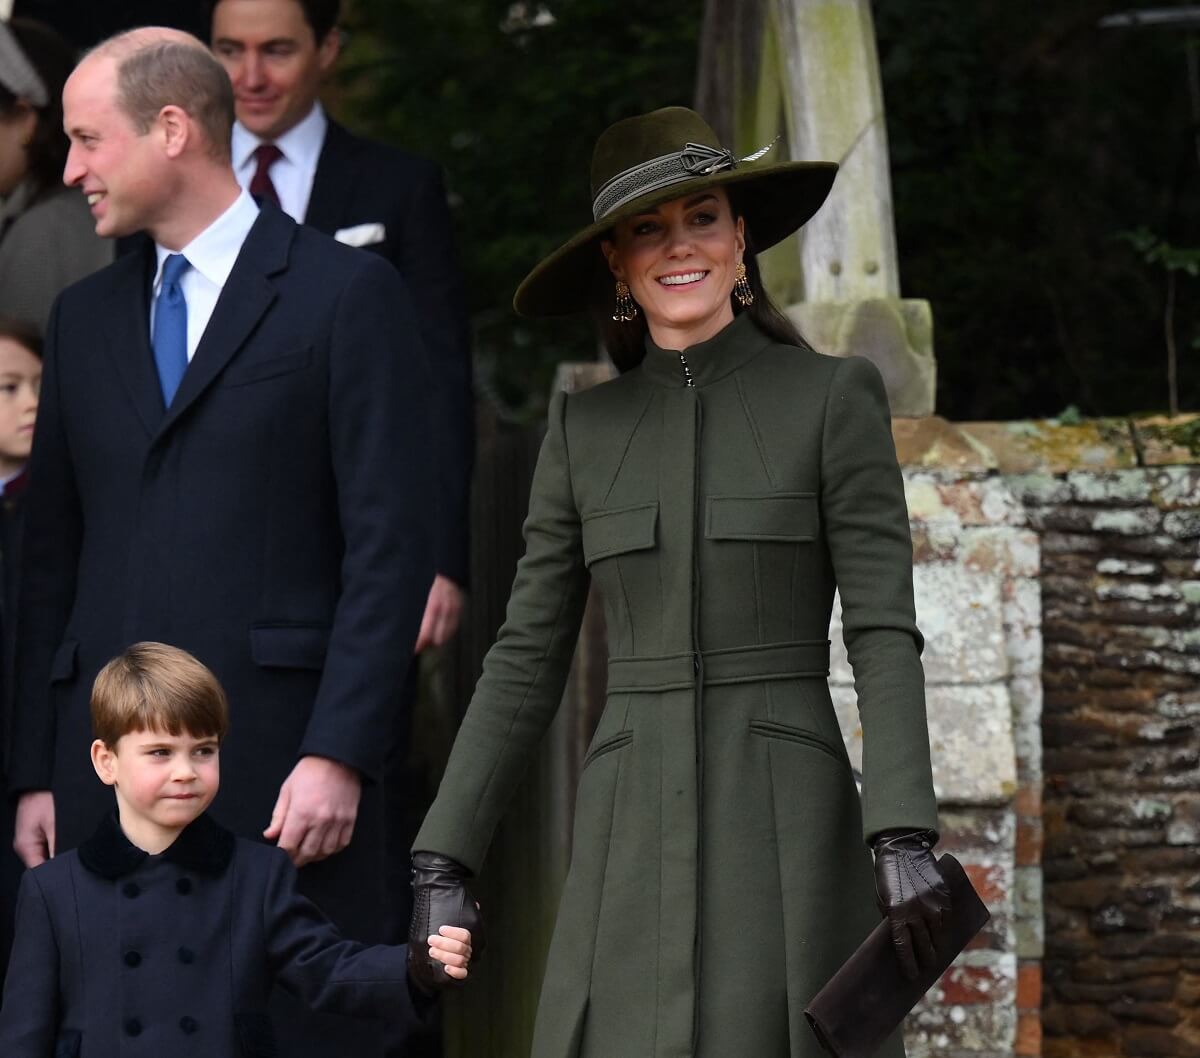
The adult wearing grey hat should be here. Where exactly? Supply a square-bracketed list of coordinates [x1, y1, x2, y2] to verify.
[0, 18, 111, 329]
[410, 107, 951, 1056]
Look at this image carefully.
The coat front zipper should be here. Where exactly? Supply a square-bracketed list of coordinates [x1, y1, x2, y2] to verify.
[679, 351, 695, 387]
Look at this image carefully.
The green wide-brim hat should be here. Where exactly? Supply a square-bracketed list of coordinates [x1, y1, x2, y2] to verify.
[513, 106, 838, 318]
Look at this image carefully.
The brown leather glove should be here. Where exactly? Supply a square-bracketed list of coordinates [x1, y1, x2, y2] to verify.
[407, 851, 485, 994]
[872, 829, 952, 981]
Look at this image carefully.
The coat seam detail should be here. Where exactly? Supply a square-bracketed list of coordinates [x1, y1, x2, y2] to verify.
[735, 373, 778, 490]
[601, 391, 655, 506]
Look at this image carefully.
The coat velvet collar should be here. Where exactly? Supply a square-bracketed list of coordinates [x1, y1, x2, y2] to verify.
[78, 811, 236, 880]
[640, 313, 773, 389]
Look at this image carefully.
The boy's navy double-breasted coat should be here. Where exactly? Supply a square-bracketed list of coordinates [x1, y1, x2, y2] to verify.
[0, 813, 428, 1057]
[416, 315, 940, 1057]
[8, 205, 434, 1052]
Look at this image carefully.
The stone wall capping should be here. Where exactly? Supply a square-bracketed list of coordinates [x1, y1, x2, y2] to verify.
[1132, 414, 1200, 467]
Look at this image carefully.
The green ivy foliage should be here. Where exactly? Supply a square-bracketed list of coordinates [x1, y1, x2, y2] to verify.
[339, 1, 700, 421]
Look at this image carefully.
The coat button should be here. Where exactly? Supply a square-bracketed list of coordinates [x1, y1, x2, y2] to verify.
[124, 1017, 142, 1037]
[177, 946, 195, 964]
[179, 1015, 198, 1034]
[122, 882, 140, 899]
[176, 877, 193, 895]
[124, 950, 142, 968]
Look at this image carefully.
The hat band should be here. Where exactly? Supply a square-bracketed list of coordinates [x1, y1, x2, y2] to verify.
[592, 141, 736, 222]
[0, 22, 48, 107]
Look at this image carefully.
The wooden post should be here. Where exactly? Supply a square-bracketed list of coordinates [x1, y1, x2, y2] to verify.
[697, 0, 937, 416]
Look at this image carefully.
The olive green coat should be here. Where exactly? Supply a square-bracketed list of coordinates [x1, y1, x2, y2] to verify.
[417, 315, 939, 1058]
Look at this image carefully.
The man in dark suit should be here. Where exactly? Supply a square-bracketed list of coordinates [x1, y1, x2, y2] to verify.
[8, 28, 433, 1055]
[210, 0, 473, 641]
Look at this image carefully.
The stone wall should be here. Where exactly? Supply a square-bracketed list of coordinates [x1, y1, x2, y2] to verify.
[1018, 460, 1200, 1058]
[883, 415, 1200, 1058]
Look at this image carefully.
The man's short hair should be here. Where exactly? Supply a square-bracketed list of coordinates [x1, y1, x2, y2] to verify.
[110, 39, 235, 161]
[208, 0, 341, 44]
[91, 642, 230, 748]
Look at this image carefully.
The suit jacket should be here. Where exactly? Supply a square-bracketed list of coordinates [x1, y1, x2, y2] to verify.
[307, 120, 474, 587]
[0, 812, 430, 1058]
[9, 205, 434, 943]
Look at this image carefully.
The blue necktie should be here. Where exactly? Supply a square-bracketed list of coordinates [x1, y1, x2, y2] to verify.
[152, 253, 190, 407]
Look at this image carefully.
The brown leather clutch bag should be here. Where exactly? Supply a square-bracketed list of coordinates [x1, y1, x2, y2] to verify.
[803, 854, 991, 1058]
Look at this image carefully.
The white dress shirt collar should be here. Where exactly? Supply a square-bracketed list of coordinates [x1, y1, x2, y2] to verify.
[153, 188, 260, 294]
[231, 103, 328, 222]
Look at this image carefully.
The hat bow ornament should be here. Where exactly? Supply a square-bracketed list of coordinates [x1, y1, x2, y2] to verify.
[592, 136, 780, 222]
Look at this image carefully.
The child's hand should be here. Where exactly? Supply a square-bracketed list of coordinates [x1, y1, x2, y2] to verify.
[428, 925, 473, 981]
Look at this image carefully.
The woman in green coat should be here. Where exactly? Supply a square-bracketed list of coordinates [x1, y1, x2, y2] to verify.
[409, 107, 951, 1058]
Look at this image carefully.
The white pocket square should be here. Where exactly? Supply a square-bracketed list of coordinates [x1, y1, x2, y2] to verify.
[334, 222, 386, 247]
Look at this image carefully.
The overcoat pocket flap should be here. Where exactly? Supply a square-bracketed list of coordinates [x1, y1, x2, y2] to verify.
[222, 348, 311, 388]
[581, 502, 658, 566]
[250, 625, 330, 670]
[49, 640, 79, 683]
[706, 493, 819, 542]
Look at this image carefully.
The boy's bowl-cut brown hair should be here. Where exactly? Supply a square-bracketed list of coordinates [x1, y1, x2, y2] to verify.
[91, 642, 229, 747]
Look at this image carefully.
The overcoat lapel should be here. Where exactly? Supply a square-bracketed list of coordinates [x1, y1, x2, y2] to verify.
[153, 206, 294, 441]
[304, 121, 360, 233]
[102, 246, 164, 436]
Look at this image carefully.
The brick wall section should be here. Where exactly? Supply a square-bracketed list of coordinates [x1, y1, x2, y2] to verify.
[887, 413, 1200, 1058]
[1011, 466, 1200, 1058]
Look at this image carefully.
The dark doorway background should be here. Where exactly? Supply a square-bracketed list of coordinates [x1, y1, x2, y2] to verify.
[12, 0, 209, 47]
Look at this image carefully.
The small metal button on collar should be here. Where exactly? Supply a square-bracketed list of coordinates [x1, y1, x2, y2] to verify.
[176, 877, 193, 895]
[122, 882, 140, 899]
[124, 1017, 142, 1037]
[179, 1015, 198, 1035]
[123, 950, 142, 968]
[177, 946, 195, 964]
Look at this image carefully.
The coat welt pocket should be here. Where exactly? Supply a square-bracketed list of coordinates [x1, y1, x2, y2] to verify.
[749, 719, 845, 766]
[582, 730, 633, 770]
[222, 348, 311, 388]
[250, 625, 330, 670]
[581, 502, 658, 567]
[706, 493, 819, 542]
[49, 639, 79, 684]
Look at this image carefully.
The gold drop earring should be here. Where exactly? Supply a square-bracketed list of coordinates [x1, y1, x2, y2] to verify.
[733, 261, 754, 307]
[612, 279, 639, 322]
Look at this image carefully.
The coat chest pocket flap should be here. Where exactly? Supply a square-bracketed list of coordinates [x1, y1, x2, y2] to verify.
[706, 492, 819, 542]
[222, 348, 311, 388]
[581, 502, 658, 567]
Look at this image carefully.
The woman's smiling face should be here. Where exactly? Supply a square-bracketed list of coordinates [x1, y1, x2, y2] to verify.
[602, 187, 745, 351]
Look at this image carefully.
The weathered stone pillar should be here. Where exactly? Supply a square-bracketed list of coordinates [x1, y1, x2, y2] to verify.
[697, 0, 936, 416]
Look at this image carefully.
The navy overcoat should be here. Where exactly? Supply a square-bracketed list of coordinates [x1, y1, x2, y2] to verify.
[0, 813, 428, 1057]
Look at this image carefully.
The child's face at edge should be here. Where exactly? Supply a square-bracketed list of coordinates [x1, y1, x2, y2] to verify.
[90, 729, 220, 854]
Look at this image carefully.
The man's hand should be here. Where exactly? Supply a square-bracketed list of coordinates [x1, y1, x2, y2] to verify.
[264, 756, 362, 868]
[414, 575, 464, 653]
[14, 791, 55, 868]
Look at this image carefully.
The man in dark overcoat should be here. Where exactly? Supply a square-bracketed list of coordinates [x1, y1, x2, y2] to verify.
[7, 28, 433, 1056]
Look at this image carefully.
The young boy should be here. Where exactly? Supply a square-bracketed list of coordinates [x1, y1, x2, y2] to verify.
[0, 642, 471, 1056]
